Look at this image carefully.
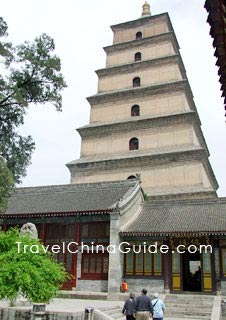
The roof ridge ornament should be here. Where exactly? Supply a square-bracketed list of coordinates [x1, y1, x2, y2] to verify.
[142, 1, 151, 17]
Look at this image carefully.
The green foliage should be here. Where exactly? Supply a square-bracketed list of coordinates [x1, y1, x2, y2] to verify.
[0, 228, 68, 303]
[0, 157, 14, 213]
[0, 17, 67, 184]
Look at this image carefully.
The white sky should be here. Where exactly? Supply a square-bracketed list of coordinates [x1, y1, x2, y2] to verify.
[1, 0, 226, 196]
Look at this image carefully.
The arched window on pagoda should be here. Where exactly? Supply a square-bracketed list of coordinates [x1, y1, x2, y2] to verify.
[129, 138, 139, 150]
[135, 52, 142, 62]
[133, 77, 141, 87]
[136, 31, 143, 40]
[131, 105, 140, 117]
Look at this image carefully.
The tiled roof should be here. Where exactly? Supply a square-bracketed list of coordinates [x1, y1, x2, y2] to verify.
[110, 13, 169, 31]
[4, 180, 138, 216]
[122, 198, 226, 236]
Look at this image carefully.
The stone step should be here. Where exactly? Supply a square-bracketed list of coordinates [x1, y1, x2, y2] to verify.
[165, 304, 212, 309]
[166, 292, 214, 299]
[165, 296, 214, 301]
[165, 296, 213, 300]
[164, 308, 211, 314]
[164, 302, 213, 308]
[164, 311, 211, 319]
[165, 299, 213, 303]
[104, 307, 122, 314]
[165, 318, 206, 320]
[165, 310, 211, 315]
[163, 294, 214, 320]
[103, 307, 124, 319]
[165, 316, 211, 320]
[165, 298, 214, 303]
[111, 312, 124, 319]
[97, 294, 215, 320]
[166, 293, 214, 300]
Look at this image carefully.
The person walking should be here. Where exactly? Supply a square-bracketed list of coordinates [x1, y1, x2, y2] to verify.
[122, 292, 136, 320]
[134, 288, 153, 320]
[151, 293, 165, 320]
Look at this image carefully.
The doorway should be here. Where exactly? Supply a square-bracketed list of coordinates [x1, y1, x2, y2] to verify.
[182, 251, 202, 292]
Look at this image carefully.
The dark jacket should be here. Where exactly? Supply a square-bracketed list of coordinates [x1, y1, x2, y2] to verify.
[122, 297, 136, 315]
[135, 295, 153, 314]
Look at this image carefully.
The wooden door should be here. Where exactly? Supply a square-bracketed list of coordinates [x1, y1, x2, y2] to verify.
[202, 251, 213, 292]
[172, 251, 181, 291]
[44, 223, 78, 290]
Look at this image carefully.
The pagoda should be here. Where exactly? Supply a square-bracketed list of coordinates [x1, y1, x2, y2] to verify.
[67, 2, 218, 199]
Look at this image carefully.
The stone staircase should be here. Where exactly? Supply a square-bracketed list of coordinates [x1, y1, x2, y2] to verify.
[95, 294, 219, 320]
[164, 294, 215, 320]
[94, 306, 124, 320]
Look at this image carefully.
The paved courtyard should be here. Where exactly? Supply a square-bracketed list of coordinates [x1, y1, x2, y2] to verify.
[0, 297, 123, 313]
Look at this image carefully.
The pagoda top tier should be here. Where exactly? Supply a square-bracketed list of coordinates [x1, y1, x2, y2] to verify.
[142, 1, 151, 17]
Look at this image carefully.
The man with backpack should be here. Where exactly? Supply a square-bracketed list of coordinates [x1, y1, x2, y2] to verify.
[151, 293, 166, 320]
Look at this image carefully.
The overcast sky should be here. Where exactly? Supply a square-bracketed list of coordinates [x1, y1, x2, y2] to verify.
[1, 0, 226, 196]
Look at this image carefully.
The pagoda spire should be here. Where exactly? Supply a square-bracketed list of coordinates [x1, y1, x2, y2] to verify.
[142, 1, 151, 17]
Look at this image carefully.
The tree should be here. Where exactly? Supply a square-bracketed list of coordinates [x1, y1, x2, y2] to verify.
[0, 157, 14, 213]
[0, 228, 68, 304]
[0, 16, 67, 208]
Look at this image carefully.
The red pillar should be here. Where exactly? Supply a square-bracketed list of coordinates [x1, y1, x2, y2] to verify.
[163, 241, 171, 293]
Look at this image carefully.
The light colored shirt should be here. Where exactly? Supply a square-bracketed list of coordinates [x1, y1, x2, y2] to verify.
[151, 298, 165, 318]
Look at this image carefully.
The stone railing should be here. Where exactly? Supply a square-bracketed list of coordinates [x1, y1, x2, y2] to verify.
[0, 308, 84, 320]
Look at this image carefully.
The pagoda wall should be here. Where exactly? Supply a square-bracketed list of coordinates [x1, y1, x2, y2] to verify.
[98, 63, 182, 93]
[106, 41, 175, 67]
[68, 11, 218, 198]
[113, 16, 169, 44]
[80, 124, 198, 158]
[90, 91, 190, 123]
[70, 161, 212, 194]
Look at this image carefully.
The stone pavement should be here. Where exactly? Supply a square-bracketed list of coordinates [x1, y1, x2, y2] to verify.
[0, 293, 222, 320]
[0, 297, 123, 313]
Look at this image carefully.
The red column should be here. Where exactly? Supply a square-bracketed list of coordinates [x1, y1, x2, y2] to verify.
[163, 241, 171, 293]
[72, 222, 80, 288]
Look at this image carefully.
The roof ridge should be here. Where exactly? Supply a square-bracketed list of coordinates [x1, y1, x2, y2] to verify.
[13, 179, 138, 195]
[142, 197, 226, 207]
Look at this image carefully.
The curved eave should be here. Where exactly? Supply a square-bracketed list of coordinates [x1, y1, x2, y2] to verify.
[110, 180, 141, 210]
[205, 0, 226, 121]
[1, 209, 113, 219]
[120, 231, 226, 237]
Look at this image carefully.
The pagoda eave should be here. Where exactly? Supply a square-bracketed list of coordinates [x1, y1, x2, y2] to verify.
[110, 12, 170, 32]
[95, 54, 183, 78]
[103, 32, 180, 54]
[77, 111, 195, 137]
[87, 80, 189, 104]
